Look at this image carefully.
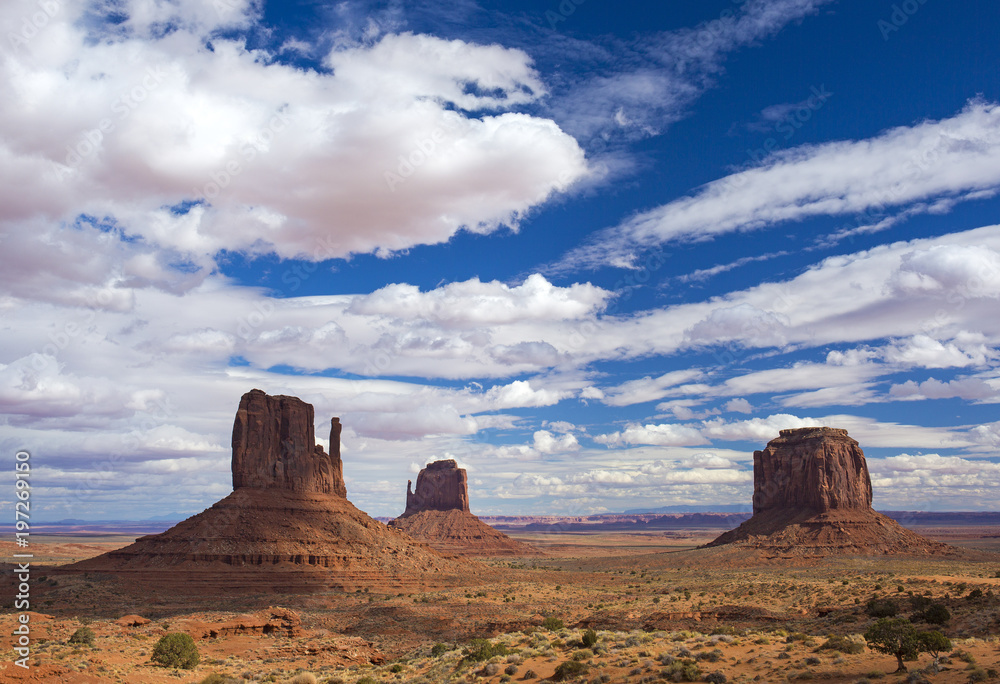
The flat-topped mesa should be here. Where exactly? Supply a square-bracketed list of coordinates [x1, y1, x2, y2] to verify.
[403, 459, 470, 517]
[231, 389, 347, 496]
[752, 426, 871, 515]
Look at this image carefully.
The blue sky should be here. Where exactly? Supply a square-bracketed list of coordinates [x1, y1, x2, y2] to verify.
[2, 0, 1000, 521]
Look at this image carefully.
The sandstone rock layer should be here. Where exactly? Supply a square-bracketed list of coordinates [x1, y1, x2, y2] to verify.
[69, 390, 482, 593]
[232, 389, 347, 496]
[403, 459, 469, 515]
[752, 427, 871, 514]
[707, 426, 961, 557]
[390, 508, 542, 557]
[391, 460, 541, 557]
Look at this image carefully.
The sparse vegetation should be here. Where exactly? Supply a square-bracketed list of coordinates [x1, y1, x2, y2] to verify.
[552, 660, 588, 680]
[68, 626, 96, 646]
[150, 632, 200, 669]
[463, 638, 509, 662]
[542, 616, 565, 631]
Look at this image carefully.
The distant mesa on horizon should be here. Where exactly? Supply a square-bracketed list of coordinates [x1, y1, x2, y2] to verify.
[389, 459, 542, 557]
[705, 425, 969, 558]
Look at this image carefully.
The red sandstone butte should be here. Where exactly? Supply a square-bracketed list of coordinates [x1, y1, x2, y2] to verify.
[390, 459, 541, 557]
[707, 426, 962, 557]
[66, 390, 480, 593]
[232, 388, 347, 497]
[402, 459, 470, 515]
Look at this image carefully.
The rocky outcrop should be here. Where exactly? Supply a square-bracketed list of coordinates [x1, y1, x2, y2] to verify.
[67, 390, 482, 593]
[231, 389, 346, 497]
[391, 460, 541, 557]
[752, 427, 871, 514]
[402, 459, 469, 516]
[706, 426, 963, 557]
[182, 607, 302, 639]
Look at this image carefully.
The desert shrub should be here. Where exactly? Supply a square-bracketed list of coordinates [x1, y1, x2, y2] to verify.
[68, 626, 96, 646]
[582, 629, 598, 648]
[818, 636, 865, 654]
[463, 638, 508, 662]
[198, 675, 241, 684]
[150, 632, 199, 669]
[915, 604, 950, 625]
[355, 677, 380, 684]
[483, 663, 500, 676]
[542, 616, 565, 631]
[286, 675, 317, 684]
[663, 659, 702, 682]
[805, 656, 821, 665]
[705, 673, 727, 684]
[552, 661, 588, 681]
[430, 642, 448, 657]
[967, 588, 985, 602]
[522, 670, 538, 679]
[695, 649, 723, 663]
[866, 598, 899, 618]
[505, 664, 518, 676]
[967, 667, 988, 683]
[388, 664, 403, 673]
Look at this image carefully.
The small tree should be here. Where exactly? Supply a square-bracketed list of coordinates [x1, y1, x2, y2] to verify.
[864, 618, 919, 672]
[541, 616, 564, 631]
[581, 628, 598, 648]
[865, 597, 899, 618]
[918, 630, 952, 671]
[917, 603, 951, 625]
[151, 632, 200, 669]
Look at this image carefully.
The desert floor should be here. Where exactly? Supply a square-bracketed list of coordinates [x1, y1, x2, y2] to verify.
[2, 526, 1000, 683]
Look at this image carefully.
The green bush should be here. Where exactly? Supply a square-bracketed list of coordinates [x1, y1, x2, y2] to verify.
[817, 635, 863, 654]
[552, 661, 588, 681]
[150, 632, 200, 669]
[430, 642, 448, 657]
[663, 659, 702, 682]
[356, 677, 380, 684]
[865, 598, 899, 618]
[463, 638, 508, 662]
[541, 616, 564, 631]
[915, 603, 950, 625]
[198, 675, 242, 684]
[68, 626, 96, 646]
[581, 628, 598, 648]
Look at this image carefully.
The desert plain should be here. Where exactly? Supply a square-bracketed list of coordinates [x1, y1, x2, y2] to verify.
[2, 519, 1000, 684]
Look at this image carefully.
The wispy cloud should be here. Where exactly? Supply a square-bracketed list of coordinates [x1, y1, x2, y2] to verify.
[547, 0, 834, 145]
[555, 100, 1000, 271]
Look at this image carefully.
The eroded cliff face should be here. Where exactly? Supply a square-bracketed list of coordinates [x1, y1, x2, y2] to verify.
[69, 389, 481, 591]
[752, 427, 872, 515]
[391, 459, 541, 557]
[706, 426, 960, 557]
[231, 389, 346, 496]
[402, 459, 470, 516]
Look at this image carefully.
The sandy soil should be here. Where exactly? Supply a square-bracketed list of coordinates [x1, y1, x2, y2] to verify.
[3, 527, 1000, 683]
